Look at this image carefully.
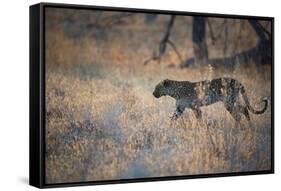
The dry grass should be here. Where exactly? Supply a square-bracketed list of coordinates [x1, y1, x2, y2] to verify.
[45, 8, 272, 184]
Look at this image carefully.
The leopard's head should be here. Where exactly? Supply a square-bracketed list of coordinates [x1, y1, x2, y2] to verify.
[153, 79, 172, 98]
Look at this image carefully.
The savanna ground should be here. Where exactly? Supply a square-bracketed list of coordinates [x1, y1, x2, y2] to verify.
[45, 8, 272, 183]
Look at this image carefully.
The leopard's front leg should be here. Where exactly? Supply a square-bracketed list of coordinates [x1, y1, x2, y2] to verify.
[170, 106, 185, 120]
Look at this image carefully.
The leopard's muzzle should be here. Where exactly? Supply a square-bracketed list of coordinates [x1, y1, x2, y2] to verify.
[153, 90, 160, 98]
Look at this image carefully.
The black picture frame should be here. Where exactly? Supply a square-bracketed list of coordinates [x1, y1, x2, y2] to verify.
[30, 2, 274, 188]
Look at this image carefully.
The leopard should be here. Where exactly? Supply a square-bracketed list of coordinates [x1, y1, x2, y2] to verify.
[153, 78, 268, 128]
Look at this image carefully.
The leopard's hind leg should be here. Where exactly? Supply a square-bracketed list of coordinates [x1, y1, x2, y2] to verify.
[224, 103, 242, 129]
[227, 103, 253, 129]
[237, 104, 253, 129]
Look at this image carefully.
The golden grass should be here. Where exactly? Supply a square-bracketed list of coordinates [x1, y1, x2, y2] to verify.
[45, 12, 272, 183]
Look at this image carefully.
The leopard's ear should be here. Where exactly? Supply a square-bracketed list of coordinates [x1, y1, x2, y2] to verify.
[163, 79, 169, 86]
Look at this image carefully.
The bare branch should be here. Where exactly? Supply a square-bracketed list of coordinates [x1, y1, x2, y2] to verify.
[206, 19, 216, 44]
[144, 15, 183, 66]
[206, 19, 226, 45]
[167, 40, 184, 64]
[248, 20, 270, 41]
[103, 13, 134, 27]
[224, 19, 228, 57]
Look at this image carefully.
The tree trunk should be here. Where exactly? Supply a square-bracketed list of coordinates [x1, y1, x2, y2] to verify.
[192, 17, 208, 65]
[182, 19, 271, 77]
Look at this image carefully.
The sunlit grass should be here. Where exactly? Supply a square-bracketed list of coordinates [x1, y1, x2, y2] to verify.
[45, 15, 271, 184]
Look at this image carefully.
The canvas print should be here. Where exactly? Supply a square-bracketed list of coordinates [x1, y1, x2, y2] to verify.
[45, 7, 272, 184]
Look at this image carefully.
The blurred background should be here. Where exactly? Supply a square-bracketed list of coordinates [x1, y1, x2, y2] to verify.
[45, 7, 272, 184]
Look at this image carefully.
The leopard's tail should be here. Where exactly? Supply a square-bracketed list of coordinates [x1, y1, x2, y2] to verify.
[240, 85, 268, 114]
